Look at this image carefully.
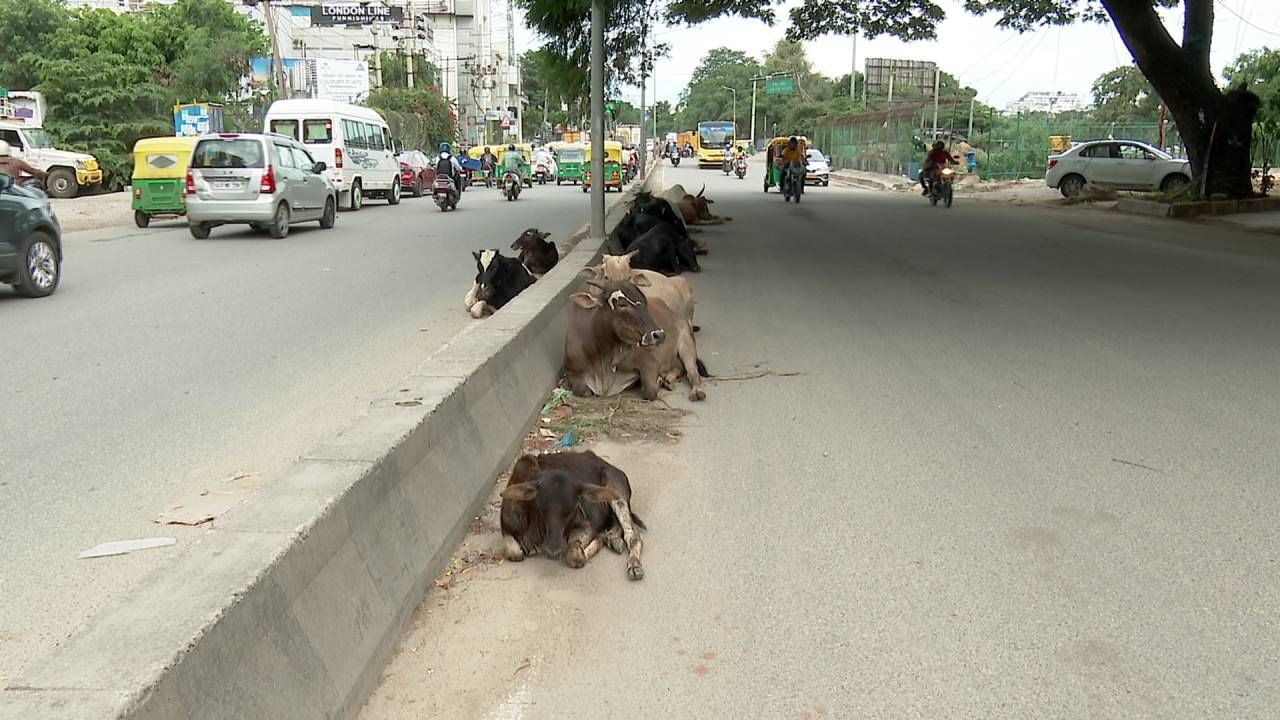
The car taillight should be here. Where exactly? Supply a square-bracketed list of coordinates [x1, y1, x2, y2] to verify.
[334, 148, 343, 169]
[260, 165, 276, 194]
[185, 170, 195, 195]
[400, 162, 410, 171]
[1047, 159, 1058, 170]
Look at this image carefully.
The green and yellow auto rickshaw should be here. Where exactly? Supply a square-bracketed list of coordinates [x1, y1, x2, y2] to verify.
[582, 141, 624, 193]
[130, 136, 196, 228]
[555, 143, 586, 185]
[763, 135, 807, 193]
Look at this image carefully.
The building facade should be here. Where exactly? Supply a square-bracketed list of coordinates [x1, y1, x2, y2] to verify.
[1006, 91, 1086, 115]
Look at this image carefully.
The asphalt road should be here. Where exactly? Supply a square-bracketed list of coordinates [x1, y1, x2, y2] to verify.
[362, 160, 1280, 719]
[0, 177, 619, 679]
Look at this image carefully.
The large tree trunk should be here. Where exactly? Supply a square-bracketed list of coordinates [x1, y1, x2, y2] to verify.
[1104, 0, 1258, 198]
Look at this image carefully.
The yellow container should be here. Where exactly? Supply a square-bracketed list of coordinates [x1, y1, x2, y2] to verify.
[1049, 135, 1072, 152]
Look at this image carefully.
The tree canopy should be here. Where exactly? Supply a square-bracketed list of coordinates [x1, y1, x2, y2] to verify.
[1091, 65, 1162, 124]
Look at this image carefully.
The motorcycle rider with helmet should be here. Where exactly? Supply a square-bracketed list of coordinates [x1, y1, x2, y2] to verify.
[435, 141, 464, 192]
[501, 143, 525, 185]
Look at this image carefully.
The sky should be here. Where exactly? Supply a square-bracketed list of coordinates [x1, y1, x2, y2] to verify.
[513, 0, 1280, 110]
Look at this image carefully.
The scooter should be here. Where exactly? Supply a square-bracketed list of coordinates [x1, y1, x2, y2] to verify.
[782, 164, 805, 203]
[433, 176, 459, 211]
[534, 163, 549, 185]
[669, 149, 680, 167]
[503, 171, 522, 201]
[722, 155, 733, 175]
[734, 156, 747, 179]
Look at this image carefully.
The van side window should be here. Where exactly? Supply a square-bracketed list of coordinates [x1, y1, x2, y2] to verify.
[303, 119, 332, 144]
[0, 129, 21, 150]
[367, 122, 384, 151]
[342, 119, 363, 149]
[270, 119, 299, 140]
[382, 127, 393, 152]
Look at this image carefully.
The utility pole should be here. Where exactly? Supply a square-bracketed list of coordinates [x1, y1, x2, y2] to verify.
[932, 68, 940, 140]
[721, 87, 736, 133]
[405, 5, 415, 89]
[639, 23, 648, 178]
[886, 60, 895, 106]
[262, 0, 288, 99]
[589, 0, 605, 241]
[749, 78, 758, 146]
[967, 97, 975, 140]
[849, 34, 857, 98]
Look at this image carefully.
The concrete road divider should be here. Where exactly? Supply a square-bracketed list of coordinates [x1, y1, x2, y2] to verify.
[1, 165, 665, 720]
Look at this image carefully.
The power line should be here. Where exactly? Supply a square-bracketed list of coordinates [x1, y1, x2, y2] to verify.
[1216, 0, 1280, 37]
[954, 31, 1020, 80]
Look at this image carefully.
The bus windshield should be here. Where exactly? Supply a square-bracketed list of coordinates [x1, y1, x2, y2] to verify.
[697, 122, 734, 148]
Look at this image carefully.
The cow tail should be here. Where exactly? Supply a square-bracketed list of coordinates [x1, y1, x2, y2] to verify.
[630, 511, 648, 531]
[696, 358, 711, 378]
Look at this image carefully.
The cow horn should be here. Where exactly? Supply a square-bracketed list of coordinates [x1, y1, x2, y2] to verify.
[584, 279, 605, 290]
[698, 184, 705, 198]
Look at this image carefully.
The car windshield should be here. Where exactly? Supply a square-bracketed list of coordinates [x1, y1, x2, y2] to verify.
[24, 128, 54, 149]
[191, 138, 265, 169]
[807, 150, 826, 162]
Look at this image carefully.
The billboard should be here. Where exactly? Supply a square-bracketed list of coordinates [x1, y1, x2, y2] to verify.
[310, 2, 404, 26]
[250, 57, 370, 104]
[864, 58, 937, 97]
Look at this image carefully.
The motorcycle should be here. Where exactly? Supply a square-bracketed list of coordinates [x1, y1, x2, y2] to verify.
[927, 167, 956, 208]
[481, 165, 495, 188]
[432, 176, 459, 211]
[734, 156, 747, 180]
[503, 171, 522, 201]
[722, 155, 733, 175]
[782, 163, 805, 203]
[534, 163, 549, 185]
[669, 149, 680, 167]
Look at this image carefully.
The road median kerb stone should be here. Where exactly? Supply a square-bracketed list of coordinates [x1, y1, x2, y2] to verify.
[0, 166, 666, 720]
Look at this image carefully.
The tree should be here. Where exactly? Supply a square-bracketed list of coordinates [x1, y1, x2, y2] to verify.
[1091, 65, 1162, 123]
[365, 88, 456, 152]
[1225, 48, 1280, 131]
[790, 0, 1259, 198]
[677, 47, 761, 130]
[0, 0, 67, 90]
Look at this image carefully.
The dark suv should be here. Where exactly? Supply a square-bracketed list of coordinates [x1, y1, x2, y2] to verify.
[0, 173, 62, 297]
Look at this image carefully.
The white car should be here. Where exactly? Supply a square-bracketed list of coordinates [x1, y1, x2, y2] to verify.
[1045, 139, 1191, 198]
[805, 148, 830, 186]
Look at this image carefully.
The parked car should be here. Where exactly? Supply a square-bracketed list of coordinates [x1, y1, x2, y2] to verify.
[397, 150, 436, 197]
[0, 173, 62, 297]
[1045, 139, 1191, 198]
[805, 148, 830, 186]
[0, 122, 103, 199]
[264, 99, 401, 210]
[185, 133, 338, 240]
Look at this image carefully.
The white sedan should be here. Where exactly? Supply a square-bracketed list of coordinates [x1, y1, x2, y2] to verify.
[805, 148, 830, 186]
[1045, 139, 1191, 198]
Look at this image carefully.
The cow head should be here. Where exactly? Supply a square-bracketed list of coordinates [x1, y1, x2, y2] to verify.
[501, 458, 620, 560]
[472, 249, 527, 305]
[570, 277, 664, 348]
[581, 252, 640, 283]
[694, 195, 715, 220]
[510, 228, 551, 253]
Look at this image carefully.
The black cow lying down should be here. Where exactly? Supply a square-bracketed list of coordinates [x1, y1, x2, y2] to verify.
[500, 450, 646, 580]
[510, 227, 558, 276]
[464, 249, 535, 318]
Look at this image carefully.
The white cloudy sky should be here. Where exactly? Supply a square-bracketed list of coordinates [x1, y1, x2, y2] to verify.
[513, 0, 1280, 109]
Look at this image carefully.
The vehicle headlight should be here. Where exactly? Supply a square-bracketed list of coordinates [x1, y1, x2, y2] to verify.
[75, 160, 87, 170]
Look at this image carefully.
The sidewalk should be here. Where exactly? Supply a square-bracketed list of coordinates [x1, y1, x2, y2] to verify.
[50, 191, 135, 233]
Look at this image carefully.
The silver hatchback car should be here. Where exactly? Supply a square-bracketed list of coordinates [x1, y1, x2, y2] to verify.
[186, 133, 337, 239]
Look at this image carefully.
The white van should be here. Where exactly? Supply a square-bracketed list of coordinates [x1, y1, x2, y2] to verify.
[263, 99, 401, 211]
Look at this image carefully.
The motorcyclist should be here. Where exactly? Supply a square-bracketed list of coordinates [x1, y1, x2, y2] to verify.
[533, 144, 556, 178]
[0, 139, 47, 183]
[435, 141, 463, 193]
[684, 141, 694, 157]
[480, 145, 498, 182]
[921, 140, 953, 196]
[501, 143, 525, 185]
[777, 136, 805, 193]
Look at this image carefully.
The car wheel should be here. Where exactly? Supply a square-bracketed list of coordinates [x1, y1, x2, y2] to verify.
[320, 196, 336, 229]
[348, 181, 363, 211]
[189, 222, 211, 239]
[1059, 174, 1085, 198]
[134, 210, 150, 228]
[14, 230, 60, 298]
[388, 178, 401, 205]
[269, 203, 290, 238]
[1161, 174, 1191, 195]
[46, 169, 78, 199]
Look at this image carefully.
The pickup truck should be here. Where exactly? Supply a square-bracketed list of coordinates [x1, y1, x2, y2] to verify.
[0, 121, 103, 198]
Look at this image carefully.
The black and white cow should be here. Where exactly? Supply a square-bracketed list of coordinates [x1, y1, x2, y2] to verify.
[464, 249, 536, 318]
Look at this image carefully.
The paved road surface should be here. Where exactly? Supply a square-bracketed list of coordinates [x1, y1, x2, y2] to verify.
[362, 161, 1280, 719]
[0, 179, 616, 679]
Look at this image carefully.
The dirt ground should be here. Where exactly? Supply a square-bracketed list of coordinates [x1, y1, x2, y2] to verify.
[50, 191, 146, 233]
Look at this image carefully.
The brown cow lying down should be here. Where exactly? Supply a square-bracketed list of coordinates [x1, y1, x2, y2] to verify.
[581, 251, 696, 331]
[500, 450, 645, 580]
[660, 184, 730, 225]
[566, 275, 708, 402]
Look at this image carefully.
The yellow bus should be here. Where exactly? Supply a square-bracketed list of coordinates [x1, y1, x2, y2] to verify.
[694, 120, 736, 168]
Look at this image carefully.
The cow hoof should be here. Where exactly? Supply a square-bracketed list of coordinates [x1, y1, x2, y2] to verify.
[627, 562, 645, 581]
[694, 248, 709, 256]
[503, 537, 525, 562]
[565, 544, 587, 569]
[689, 388, 706, 402]
[606, 535, 626, 554]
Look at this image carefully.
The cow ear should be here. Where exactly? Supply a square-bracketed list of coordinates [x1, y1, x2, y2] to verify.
[579, 485, 621, 504]
[538, 231, 551, 240]
[623, 250, 639, 262]
[570, 292, 602, 309]
[629, 273, 651, 288]
[472, 251, 482, 261]
[510, 455, 540, 484]
[578, 266, 602, 279]
[501, 482, 539, 502]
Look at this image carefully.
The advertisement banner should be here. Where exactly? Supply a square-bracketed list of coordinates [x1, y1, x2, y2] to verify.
[311, 2, 404, 26]
[314, 58, 371, 104]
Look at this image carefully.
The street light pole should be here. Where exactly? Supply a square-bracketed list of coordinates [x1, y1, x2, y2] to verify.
[721, 86, 737, 133]
[589, 0, 605, 241]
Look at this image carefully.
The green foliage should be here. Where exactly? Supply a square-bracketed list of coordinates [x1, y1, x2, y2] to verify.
[0, 0, 267, 190]
[1225, 47, 1280, 132]
[365, 88, 457, 152]
[377, 51, 442, 91]
[1091, 65, 1161, 124]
